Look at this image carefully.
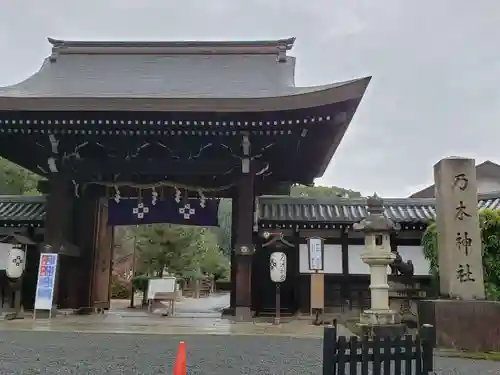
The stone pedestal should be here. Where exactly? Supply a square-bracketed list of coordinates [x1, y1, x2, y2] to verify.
[353, 195, 404, 337]
[358, 252, 405, 337]
[361, 254, 394, 310]
[418, 299, 500, 351]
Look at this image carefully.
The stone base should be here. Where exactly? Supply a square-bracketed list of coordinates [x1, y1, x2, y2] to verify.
[418, 299, 500, 352]
[360, 309, 401, 325]
[33, 307, 61, 318]
[234, 306, 253, 322]
[358, 323, 407, 339]
[221, 306, 233, 317]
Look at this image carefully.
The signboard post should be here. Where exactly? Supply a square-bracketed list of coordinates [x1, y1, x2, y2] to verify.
[307, 237, 325, 324]
[33, 253, 58, 319]
[269, 251, 287, 325]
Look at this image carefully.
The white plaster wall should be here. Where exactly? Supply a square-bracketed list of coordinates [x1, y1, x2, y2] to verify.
[299, 244, 342, 274]
[349, 245, 370, 274]
[477, 177, 500, 194]
[348, 245, 430, 275]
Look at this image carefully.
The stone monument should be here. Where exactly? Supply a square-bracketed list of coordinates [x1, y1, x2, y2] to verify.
[434, 157, 485, 299]
[418, 157, 500, 352]
[354, 194, 405, 337]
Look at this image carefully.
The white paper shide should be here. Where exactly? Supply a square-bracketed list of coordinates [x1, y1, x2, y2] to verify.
[270, 252, 287, 283]
[308, 237, 324, 271]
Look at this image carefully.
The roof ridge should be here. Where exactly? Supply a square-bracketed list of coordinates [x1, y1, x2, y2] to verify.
[48, 37, 296, 57]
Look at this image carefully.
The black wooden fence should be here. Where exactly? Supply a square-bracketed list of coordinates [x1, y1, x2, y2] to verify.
[322, 323, 435, 375]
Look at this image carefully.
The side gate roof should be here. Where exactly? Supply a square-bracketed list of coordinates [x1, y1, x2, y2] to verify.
[257, 192, 500, 225]
[0, 195, 46, 228]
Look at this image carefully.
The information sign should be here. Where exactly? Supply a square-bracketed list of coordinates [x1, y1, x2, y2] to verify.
[34, 253, 58, 312]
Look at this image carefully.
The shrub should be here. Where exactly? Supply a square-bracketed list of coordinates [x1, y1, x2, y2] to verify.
[132, 274, 150, 292]
[421, 208, 500, 300]
[110, 273, 131, 299]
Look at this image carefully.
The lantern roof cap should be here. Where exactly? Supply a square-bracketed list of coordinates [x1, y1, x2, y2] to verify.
[352, 194, 401, 233]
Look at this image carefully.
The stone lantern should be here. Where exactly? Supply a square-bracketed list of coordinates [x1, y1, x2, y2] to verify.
[353, 194, 404, 336]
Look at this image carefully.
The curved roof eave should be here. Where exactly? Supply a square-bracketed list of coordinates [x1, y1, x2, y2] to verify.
[0, 76, 371, 112]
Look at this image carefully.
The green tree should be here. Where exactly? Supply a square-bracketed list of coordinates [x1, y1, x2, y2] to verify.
[0, 158, 41, 195]
[290, 184, 361, 198]
[113, 226, 138, 260]
[216, 198, 232, 256]
[421, 208, 500, 300]
[133, 224, 229, 280]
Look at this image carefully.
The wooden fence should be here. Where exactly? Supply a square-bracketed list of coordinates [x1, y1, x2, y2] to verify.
[322, 323, 435, 375]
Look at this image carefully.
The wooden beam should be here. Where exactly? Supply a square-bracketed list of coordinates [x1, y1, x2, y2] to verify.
[60, 158, 242, 177]
[41, 177, 239, 198]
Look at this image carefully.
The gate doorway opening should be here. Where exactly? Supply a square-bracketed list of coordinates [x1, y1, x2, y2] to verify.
[111, 222, 230, 309]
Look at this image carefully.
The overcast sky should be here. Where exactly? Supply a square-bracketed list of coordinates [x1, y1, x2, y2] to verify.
[1, 0, 499, 197]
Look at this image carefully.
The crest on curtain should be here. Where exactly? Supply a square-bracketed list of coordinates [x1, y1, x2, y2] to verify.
[108, 197, 220, 227]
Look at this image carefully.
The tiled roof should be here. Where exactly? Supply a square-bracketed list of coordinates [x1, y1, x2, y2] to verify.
[0, 37, 366, 101]
[0, 195, 46, 227]
[258, 192, 500, 224]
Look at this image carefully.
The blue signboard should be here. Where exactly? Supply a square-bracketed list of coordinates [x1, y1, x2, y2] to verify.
[34, 253, 58, 311]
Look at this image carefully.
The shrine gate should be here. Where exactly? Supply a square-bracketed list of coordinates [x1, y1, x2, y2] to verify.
[0, 37, 369, 320]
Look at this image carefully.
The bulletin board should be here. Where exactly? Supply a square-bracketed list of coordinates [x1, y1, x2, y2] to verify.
[147, 277, 176, 300]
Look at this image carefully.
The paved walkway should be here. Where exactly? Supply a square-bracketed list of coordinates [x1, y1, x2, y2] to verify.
[111, 292, 230, 318]
[0, 293, 355, 338]
[0, 313, 343, 338]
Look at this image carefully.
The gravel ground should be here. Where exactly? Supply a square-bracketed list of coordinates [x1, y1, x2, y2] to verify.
[0, 331, 498, 375]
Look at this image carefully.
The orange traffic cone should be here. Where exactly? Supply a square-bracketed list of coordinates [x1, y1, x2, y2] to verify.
[172, 341, 186, 375]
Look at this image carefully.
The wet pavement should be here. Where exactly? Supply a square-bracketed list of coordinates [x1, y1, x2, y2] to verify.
[0, 330, 498, 375]
[0, 311, 337, 338]
[0, 294, 496, 374]
[0, 293, 352, 338]
[117, 291, 231, 318]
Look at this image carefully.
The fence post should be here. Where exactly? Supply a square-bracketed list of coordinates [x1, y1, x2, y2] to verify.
[322, 326, 337, 375]
[419, 324, 435, 374]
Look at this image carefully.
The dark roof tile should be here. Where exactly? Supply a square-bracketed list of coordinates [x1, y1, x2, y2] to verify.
[0, 195, 46, 226]
[258, 193, 500, 224]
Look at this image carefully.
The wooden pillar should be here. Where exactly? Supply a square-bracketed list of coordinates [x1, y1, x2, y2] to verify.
[233, 172, 255, 321]
[73, 193, 99, 309]
[293, 228, 301, 312]
[341, 228, 349, 300]
[92, 198, 114, 310]
[230, 191, 238, 311]
[43, 177, 74, 308]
